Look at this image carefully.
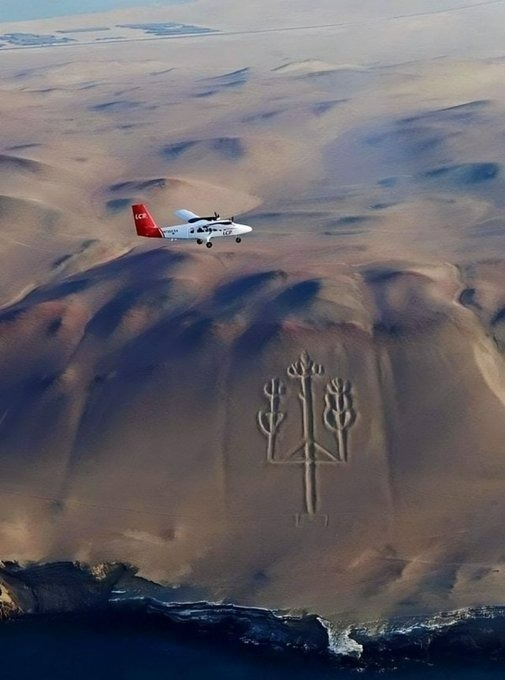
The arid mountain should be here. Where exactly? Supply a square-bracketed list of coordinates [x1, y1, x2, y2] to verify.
[0, 0, 504, 625]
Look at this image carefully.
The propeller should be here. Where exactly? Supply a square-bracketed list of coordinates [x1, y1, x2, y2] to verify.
[213, 211, 220, 220]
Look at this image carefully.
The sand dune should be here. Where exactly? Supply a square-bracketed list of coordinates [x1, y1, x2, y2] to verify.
[162, 137, 245, 161]
[204, 67, 250, 87]
[102, 175, 260, 225]
[0, 195, 62, 236]
[0, 250, 502, 617]
[0, 0, 504, 626]
[272, 59, 346, 74]
[0, 239, 503, 623]
[0, 154, 49, 175]
[12, 59, 175, 88]
[420, 162, 500, 187]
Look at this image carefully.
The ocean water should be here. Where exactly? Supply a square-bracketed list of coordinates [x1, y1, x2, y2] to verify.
[0, 613, 504, 680]
[0, 1, 188, 23]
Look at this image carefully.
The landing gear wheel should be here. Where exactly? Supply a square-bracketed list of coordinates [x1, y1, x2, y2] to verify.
[235, 237, 242, 243]
[197, 239, 203, 245]
[206, 241, 213, 248]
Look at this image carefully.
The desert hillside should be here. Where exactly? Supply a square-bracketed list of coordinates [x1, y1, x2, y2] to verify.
[0, 0, 504, 624]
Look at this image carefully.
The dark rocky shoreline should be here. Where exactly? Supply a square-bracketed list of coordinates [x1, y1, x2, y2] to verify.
[0, 561, 329, 655]
[2, 561, 505, 671]
[349, 607, 505, 668]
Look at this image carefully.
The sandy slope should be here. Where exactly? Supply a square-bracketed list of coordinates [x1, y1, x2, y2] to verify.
[0, 0, 504, 624]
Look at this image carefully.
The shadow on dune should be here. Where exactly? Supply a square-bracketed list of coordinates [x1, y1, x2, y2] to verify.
[363, 268, 447, 337]
[85, 276, 176, 339]
[5, 143, 40, 152]
[162, 141, 198, 159]
[232, 321, 282, 354]
[399, 99, 491, 125]
[362, 268, 407, 285]
[109, 178, 167, 193]
[365, 126, 446, 155]
[210, 138, 244, 160]
[162, 137, 245, 161]
[271, 280, 321, 311]
[50, 240, 98, 271]
[325, 99, 501, 195]
[212, 270, 287, 309]
[243, 110, 283, 123]
[0, 154, 46, 174]
[80, 273, 321, 386]
[458, 287, 480, 310]
[91, 100, 141, 112]
[64, 310, 219, 467]
[323, 215, 375, 235]
[0, 196, 61, 232]
[420, 162, 500, 186]
[205, 67, 249, 88]
[491, 307, 505, 351]
[113, 309, 216, 376]
[469, 218, 505, 239]
[0, 249, 186, 325]
[233, 279, 321, 354]
[312, 99, 348, 115]
[0, 278, 90, 323]
[0, 249, 197, 475]
[106, 198, 132, 213]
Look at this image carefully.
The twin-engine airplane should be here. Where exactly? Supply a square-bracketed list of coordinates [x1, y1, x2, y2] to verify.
[132, 204, 252, 248]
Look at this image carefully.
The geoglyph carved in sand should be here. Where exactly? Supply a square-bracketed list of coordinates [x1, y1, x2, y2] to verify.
[257, 351, 356, 525]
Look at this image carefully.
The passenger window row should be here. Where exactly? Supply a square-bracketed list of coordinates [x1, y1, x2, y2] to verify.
[190, 227, 226, 233]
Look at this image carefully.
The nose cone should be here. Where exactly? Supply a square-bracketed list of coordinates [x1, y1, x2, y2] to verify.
[239, 224, 252, 234]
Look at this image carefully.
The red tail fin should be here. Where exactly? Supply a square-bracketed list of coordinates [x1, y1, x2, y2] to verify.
[132, 204, 163, 238]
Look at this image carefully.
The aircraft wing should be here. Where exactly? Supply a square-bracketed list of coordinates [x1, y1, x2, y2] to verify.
[174, 209, 199, 222]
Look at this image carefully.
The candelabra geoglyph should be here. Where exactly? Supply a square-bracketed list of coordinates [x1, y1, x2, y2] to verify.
[257, 351, 356, 525]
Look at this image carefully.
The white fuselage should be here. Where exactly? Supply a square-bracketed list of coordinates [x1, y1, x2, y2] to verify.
[160, 219, 252, 241]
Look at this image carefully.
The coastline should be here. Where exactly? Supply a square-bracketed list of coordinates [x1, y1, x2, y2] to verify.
[2, 560, 505, 671]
